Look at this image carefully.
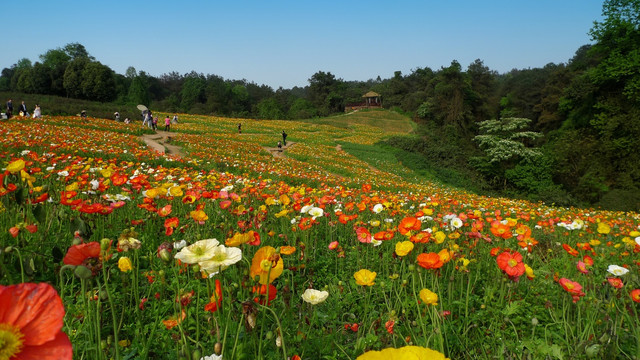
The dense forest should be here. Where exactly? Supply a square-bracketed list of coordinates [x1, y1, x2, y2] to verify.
[1, 0, 638, 211]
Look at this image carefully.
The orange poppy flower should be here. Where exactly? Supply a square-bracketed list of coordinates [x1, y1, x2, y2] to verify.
[562, 244, 578, 257]
[496, 251, 525, 278]
[0, 282, 72, 359]
[416, 253, 443, 270]
[204, 279, 223, 313]
[279, 246, 296, 255]
[410, 231, 430, 243]
[250, 246, 283, 284]
[631, 289, 640, 303]
[157, 204, 172, 217]
[162, 309, 186, 330]
[398, 217, 421, 236]
[490, 221, 512, 239]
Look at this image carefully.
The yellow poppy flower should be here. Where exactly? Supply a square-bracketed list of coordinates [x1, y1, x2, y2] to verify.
[354, 269, 376, 286]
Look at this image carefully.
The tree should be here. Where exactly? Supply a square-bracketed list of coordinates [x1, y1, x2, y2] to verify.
[473, 117, 543, 188]
[474, 118, 542, 163]
[308, 71, 341, 115]
[63, 43, 94, 61]
[180, 73, 206, 112]
[81, 61, 116, 101]
[63, 58, 89, 98]
[256, 98, 284, 119]
[128, 74, 150, 106]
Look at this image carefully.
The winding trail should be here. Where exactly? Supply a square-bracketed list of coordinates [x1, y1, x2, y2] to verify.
[264, 142, 296, 158]
[141, 131, 186, 157]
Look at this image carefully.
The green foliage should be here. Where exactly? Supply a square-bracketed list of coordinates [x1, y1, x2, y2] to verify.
[474, 117, 543, 164]
[180, 73, 206, 112]
[287, 98, 317, 119]
[256, 98, 285, 120]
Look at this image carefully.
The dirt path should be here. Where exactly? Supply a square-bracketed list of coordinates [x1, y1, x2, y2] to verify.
[264, 142, 296, 158]
[141, 132, 186, 157]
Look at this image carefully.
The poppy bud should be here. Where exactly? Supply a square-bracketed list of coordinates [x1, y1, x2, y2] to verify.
[159, 248, 172, 262]
[585, 344, 600, 358]
[72, 237, 83, 245]
[191, 350, 201, 360]
[100, 238, 111, 251]
[4, 246, 13, 253]
[74, 265, 93, 279]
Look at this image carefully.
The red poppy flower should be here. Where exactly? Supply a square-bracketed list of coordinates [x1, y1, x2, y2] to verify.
[111, 173, 128, 186]
[631, 289, 640, 303]
[416, 253, 443, 270]
[298, 217, 315, 231]
[607, 277, 623, 289]
[0, 282, 72, 359]
[356, 227, 371, 243]
[30, 192, 49, 204]
[558, 278, 585, 303]
[496, 251, 525, 278]
[62, 242, 101, 265]
[385, 320, 395, 334]
[252, 284, 277, 305]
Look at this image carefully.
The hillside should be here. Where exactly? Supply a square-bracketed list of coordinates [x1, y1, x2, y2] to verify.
[1, 113, 640, 359]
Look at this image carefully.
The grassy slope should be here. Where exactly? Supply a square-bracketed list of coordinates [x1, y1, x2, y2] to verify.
[298, 108, 415, 133]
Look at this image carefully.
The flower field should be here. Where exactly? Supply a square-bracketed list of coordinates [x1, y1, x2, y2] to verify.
[1, 113, 640, 360]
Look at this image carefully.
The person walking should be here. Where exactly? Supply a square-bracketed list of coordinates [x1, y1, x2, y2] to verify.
[172, 115, 178, 124]
[238, 123, 242, 134]
[282, 130, 287, 146]
[164, 115, 171, 131]
[152, 116, 158, 131]
[6, 99, 13, 119]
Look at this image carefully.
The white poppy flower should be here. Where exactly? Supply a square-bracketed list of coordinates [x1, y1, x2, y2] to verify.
[173, 240, 187, 250]
[301, 289, 329, 305]
[174, 239, 220, 264]
[308, 207, 324, 219]
[199, 245, 242, 274]
[372, 204, 384, 214]
[450, 218, 463, 229]
[607, 265, 629, 276]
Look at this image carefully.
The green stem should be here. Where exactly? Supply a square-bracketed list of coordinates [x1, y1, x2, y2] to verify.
[101, 268, 121, 360]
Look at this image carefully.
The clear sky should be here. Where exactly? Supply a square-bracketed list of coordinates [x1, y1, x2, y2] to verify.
[3, 0, 604, 89]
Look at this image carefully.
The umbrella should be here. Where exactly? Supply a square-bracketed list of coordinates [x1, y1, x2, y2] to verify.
[137, 104, 148, 111]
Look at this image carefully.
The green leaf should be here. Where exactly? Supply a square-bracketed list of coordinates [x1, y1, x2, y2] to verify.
[33, 204, 46, 224]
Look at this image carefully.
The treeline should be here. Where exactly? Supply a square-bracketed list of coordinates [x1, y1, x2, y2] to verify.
[1, 0, 638, 210]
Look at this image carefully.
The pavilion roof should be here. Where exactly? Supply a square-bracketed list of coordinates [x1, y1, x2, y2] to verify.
[362, 91, 380, 98]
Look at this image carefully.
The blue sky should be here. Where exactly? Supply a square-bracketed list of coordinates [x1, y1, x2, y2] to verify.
[3, 0, 604, 89]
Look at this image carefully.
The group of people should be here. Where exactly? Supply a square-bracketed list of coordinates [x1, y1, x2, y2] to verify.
[4, 99, 41, 119]
[142, 110, 178, 131]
